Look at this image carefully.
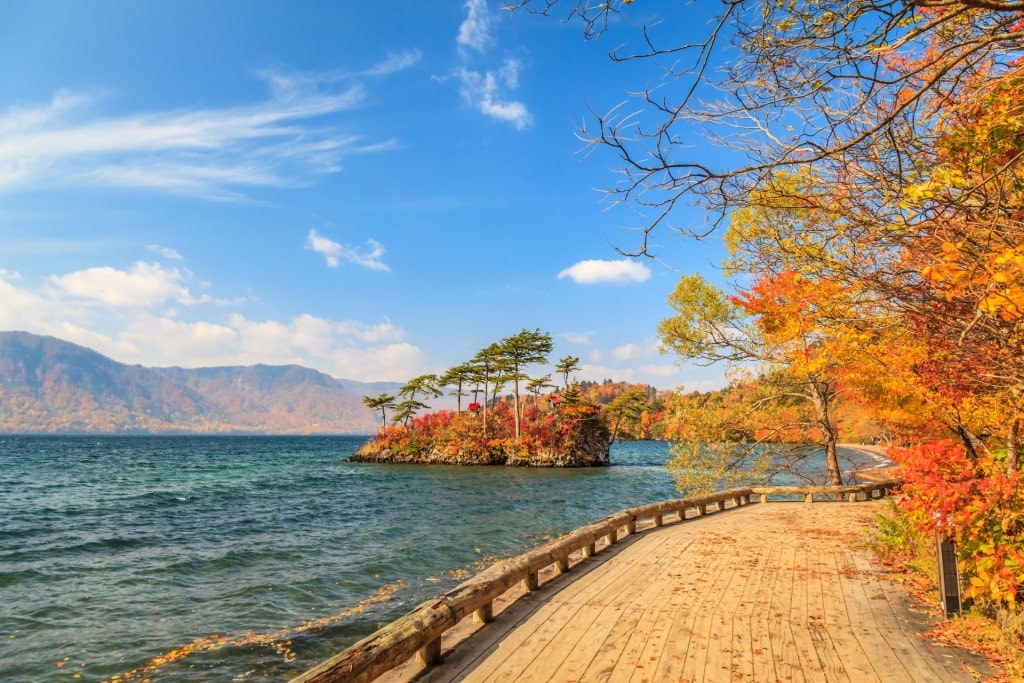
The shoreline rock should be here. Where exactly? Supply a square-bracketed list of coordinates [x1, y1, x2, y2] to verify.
[350, 437, 611, 468]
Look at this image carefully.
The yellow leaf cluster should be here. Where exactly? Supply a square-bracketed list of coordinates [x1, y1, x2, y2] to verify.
[923, 242, 1024, 321]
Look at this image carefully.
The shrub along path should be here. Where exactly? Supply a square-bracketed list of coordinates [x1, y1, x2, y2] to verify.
[388, 501, 995, 683]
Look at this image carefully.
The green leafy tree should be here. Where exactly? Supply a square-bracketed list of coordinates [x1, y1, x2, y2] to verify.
[400, 373, 442, 403]
[605, 387, 649, 443]
[471, 343, 504, 435]
[392, 398, 429, 427]
[498, 328, 554, 441]
[439, 363, 473, 412]
[394, 374, 442, 426]
[527, 374, 555, 405]
[555, 355, 580, 391]
[361, 392, 396, 428]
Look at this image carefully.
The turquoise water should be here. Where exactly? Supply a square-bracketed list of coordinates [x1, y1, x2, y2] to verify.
[0, 436, 884, 682]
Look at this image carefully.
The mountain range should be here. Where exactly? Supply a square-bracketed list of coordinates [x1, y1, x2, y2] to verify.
[0, 331, 402, 434]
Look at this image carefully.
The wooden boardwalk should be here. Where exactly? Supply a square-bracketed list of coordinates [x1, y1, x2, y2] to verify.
[387, 501, 993, 683]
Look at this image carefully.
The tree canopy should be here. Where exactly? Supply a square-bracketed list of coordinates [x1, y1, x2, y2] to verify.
[515, 0, 1024, 610]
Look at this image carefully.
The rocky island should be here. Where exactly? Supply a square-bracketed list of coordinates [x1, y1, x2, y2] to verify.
[351, 329, 613, 467]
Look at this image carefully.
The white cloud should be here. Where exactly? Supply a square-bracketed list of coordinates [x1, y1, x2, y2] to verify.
[458, 0, 492, 52]
[562, 331, 593, 345]
[122, 313, 421, 381]
[0, 71, 395, 200]
[146, 244, 183, 260]
[636, 363, 685, 378]
[558, 259, 651, 284]
[613, 338, 659, 361]
[0, 267, 425, 382]
[578, 362, 634, 383]
[455, 63, 532, 130]
[305, 228, 390, 271]
[49, 261, 207, 308]
[613, 343, 641, 361]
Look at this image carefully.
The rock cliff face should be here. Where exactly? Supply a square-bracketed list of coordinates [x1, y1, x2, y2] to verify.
[351, 434, 611, 467]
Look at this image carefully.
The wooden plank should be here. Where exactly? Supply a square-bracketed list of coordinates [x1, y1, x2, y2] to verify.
[803, 547, 851, 682]
[843, 552, 978, 682]
[672, 537, 744, 683]
[765, 541, 808, 683]
[544, 603, 628, 680]
[820, 549, 880, 679]
[470, 599, 584, 682]
[576, 604, 645, 681]
[716, 528, 779, 683]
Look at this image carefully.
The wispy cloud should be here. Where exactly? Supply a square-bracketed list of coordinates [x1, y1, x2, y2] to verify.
[305, 228, 390, 271]
[146, 244, 183, 260]
[458, 0, 492, 53]
[558, 259, 652, 285]
[562, 331, 594, 345]
[452, 0, 531, 129]
[363, 50, 422, 77]
[0, 71, 397, 200]
[455, 61, 531, 130]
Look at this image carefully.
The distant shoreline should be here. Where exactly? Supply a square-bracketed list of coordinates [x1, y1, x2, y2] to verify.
[839, 442, 901, 483]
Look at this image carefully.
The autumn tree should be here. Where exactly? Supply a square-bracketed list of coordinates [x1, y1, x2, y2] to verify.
[516, 0, 1024, 610]
[662, 385, 775, 495]
[658, 272, 850, 484]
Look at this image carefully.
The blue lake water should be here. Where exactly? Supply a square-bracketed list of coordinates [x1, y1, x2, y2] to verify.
[0, 436, 886, 682]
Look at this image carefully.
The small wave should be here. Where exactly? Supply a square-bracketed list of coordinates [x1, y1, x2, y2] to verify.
[99, 580, 407, 683]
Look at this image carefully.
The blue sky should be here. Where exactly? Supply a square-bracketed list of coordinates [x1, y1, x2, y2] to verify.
[0, 1, 731, 391]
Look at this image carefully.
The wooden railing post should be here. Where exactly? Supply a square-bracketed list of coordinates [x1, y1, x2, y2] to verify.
[474, 603, 493, 624]
[417, 639, 441, 666]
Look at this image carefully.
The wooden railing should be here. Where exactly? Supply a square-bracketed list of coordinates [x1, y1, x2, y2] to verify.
[289, 479, 901, 683]
[752, 479, 900, 503]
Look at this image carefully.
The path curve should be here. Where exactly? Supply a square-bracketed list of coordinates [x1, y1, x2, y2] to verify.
[388, 501, 992, 683]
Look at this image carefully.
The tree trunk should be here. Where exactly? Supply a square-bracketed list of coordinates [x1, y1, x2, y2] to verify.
[513, 378, 521, 442]
[808, 379, 842, 486]
[1007, 417, 1020, 475]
